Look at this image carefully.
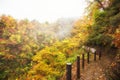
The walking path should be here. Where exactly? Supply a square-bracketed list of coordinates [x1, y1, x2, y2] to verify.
[60, 52, 114, 80]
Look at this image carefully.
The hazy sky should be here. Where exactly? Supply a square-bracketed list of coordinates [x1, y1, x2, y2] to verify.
[0, 0, 87, 22]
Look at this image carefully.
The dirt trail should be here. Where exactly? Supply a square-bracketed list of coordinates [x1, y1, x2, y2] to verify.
[60, 53, 114, 80]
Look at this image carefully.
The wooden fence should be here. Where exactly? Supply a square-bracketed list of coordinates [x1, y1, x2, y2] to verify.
[66, 48, 102, 80]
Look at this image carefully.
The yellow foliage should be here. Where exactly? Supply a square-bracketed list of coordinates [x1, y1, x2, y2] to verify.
[9, 34, 21, 43]
[113, 33, 120, 48]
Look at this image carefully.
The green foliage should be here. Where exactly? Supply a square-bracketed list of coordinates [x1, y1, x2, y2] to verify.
[87, 33, 113, 46]
[94, 10, 108, 26]
[110, 12, 120, 26]
[86, 0, 120, 47]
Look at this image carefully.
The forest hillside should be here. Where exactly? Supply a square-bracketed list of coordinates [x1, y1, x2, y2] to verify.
[0, 0, 120, 80]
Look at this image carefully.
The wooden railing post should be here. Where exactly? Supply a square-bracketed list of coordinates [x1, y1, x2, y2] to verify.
[76, 55, 80, 79]
[66, 63, 72, 80]
[99, 50, 101, 60]
[82, 54, 85, 69]
[87, 51, 90, 64]
[94, 51, 96, 61]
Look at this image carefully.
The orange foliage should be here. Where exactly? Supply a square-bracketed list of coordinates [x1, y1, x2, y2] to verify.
[113, 33, 120, 48]
[0, 15, 16, 28]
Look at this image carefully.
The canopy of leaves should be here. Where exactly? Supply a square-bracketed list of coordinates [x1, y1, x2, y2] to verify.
[86, 0, 120, 48]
